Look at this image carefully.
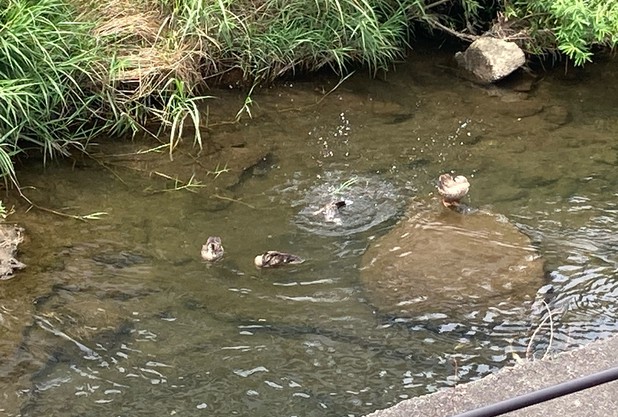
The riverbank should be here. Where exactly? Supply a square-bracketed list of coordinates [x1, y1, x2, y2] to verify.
[2, 0, 618, 185]
[365, 335, 618, 417]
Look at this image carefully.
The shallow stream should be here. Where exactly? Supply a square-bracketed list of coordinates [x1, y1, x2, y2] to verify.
[1, 45, 617, 417]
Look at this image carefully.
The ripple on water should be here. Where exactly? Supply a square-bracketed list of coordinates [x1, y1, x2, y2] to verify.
[276, 171, 407, 237]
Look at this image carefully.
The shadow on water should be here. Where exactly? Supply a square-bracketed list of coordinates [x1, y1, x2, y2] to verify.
[1, 45, 618, 416]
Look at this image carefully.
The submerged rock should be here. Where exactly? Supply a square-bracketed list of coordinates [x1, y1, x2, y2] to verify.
[360, 203, 544, 318]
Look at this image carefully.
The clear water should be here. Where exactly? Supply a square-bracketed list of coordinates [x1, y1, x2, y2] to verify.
[1, 47, 618, 416]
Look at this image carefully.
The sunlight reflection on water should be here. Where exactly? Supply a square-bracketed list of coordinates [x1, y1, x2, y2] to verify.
[4, 50, 618, 417]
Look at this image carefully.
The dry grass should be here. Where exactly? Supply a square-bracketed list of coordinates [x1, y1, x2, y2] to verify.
[94, 12, 162, 42]
[111, 43, 201, 96]
[76, 0, 204, 93]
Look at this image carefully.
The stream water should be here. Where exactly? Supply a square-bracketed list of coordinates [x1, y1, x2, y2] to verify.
[1, 45, 617, 417]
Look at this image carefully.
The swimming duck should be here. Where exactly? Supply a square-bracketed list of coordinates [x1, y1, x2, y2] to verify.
[312, 200, 346, 223]
[437, 173, 470, 207]
[254, 251, 304, 268]
[201, 236, 224, 262]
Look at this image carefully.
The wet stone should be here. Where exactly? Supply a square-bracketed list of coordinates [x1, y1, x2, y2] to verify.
[360, 203, 544, 319]
[542, 105, 571, 126]
[495, 100, 544, 118]
[0, 224, 26, 280]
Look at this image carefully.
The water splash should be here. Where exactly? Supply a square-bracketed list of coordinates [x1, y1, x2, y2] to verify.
[277, 171, 406, 236]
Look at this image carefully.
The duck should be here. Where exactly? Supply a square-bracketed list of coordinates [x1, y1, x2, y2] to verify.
[201, 236, 224, 262]
[437, 173, 470, 208]
[254, 251, 304, 268]
[312, 200, 346, 223]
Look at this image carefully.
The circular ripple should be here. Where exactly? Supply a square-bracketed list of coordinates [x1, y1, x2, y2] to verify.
[281, 172, 406, 237]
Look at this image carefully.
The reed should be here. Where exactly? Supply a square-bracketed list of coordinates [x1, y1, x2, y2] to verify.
[163, 0, 413, 82]
[0, 0, 102, 184]
[0, 0, 418, 183]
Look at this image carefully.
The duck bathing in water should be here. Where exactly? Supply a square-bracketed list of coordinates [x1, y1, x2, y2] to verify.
[254, 251, 304, 268]
[201, 236, 224, 262]
[313, 200, 346, 224]
[437, 173, 470, 208]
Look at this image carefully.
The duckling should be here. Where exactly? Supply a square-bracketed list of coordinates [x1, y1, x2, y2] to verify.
[312, 200, 346, 223]
[254, 251, 304, 268]
[201, 236, 224, 262]
[437, 173, 470, 208]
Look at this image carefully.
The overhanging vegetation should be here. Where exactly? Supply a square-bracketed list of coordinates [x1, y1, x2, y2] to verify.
[1, 0, 617, 184]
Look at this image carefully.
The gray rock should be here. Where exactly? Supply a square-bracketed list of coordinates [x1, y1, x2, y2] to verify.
[455, 37, 526, 83]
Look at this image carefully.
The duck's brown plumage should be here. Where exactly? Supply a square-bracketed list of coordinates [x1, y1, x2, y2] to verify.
[254, 251, 304, 268]
[437, 174, 469, 206]
[201, 236, 224, 262]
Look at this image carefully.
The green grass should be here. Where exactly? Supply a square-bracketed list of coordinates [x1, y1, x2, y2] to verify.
[0, 0, 100, 184]
[159, 0, 414, 82]
[0, 0, 417, 185]
[0, 0, 214, 184]
[2, 0, 613, 186]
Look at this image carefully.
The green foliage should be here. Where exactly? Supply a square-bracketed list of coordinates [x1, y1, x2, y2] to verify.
[3, 0, 616, 187]
[161, 0, 413, 81]
[0, 0, 101, 183]
[0, 0, 214, 182]
[506, 0, 618, 65]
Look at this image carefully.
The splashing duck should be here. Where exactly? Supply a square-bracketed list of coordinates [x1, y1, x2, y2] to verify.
[201, 236, 224, 262]
[254, 251, 304, 268]
[312, 200, 346, 223]
[437, 173, 470, 208]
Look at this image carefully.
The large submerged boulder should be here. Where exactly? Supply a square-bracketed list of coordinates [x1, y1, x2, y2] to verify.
[360, 203, 544, 318]
[455, 37, 525, 83]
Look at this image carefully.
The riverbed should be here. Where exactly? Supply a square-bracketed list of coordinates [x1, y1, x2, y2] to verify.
[1, 45, 617, 417]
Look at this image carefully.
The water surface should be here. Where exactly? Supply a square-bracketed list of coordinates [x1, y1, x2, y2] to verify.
[1, 47, 618, 416]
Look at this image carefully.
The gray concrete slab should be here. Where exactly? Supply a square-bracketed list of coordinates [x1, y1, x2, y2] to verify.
[365, 335, 618, 417]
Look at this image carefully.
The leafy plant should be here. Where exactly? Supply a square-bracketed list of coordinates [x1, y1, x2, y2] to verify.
[0, 0, 101, 183]
[161, 0, 413, 82]
[505, 0, 618, 65]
